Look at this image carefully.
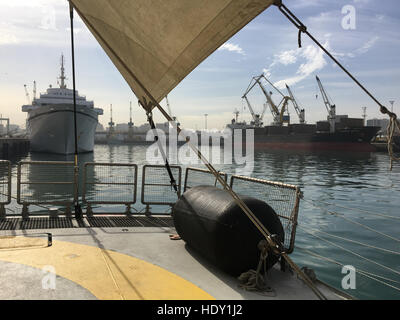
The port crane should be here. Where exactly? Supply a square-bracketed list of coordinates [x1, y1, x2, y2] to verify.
[242, 74, 291, 126]
[241, 94, 262, 127]
[316, 76, 336, 133]
[165, 95, 180, 126]
[255, 75, 292, 126]
[285, 84, 305, 124]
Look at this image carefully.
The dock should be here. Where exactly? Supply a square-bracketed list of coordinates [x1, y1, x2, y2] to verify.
[0, 138, 29, 158]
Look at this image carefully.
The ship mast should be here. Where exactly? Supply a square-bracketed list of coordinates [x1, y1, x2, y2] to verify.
[59, 54, 67, 89]
[128, 101, 134, 138]
[108, 104, 115, 136]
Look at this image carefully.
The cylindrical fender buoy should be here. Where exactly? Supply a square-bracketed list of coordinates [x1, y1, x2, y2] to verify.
[172, 185, 284, 276]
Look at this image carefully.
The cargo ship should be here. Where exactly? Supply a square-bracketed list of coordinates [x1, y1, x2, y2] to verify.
[228, 75, 380, 152]
[228, 119, 380, 152]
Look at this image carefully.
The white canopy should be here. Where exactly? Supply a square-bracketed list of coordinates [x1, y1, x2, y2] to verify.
[70, 0, 274, 109]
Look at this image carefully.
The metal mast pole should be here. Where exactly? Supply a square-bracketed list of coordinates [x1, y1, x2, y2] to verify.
[69, 2, 82, 218]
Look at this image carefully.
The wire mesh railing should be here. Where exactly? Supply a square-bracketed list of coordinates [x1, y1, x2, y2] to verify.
[82, 162, 138, 215]
[184, 167, 228, 192]
[0, 160, 11, 218]
[17, 161, 76, 217]
[141, 165, 181, 206]
[229, 175, 301, 254]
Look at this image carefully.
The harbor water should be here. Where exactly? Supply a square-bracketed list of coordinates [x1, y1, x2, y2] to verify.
[4, 144, 400, 300]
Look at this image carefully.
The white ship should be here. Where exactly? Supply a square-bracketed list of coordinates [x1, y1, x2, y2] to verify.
[22, 55, 103, 154]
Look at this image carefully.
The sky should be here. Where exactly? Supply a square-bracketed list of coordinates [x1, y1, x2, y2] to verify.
[0, 0, 399, 130]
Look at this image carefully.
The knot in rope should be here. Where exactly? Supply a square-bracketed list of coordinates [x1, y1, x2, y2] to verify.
[238, 240, 275, 295]
[266, 234, 285, 256]
[297, 25, 307, 48]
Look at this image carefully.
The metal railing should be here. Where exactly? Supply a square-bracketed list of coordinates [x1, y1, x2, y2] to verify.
[82, 162, 138, 215]
[230, 175, 301, 254]
[8, 161, 301, 253]
[0, 160, 11, 218]
[184, 167, 228, 192]
[17, 161, 77, 217]
[141, 165, 182, 207]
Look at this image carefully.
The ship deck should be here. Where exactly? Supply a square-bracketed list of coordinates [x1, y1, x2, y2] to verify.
[0, 161, 352, 300]
[0, 215, 349, 300]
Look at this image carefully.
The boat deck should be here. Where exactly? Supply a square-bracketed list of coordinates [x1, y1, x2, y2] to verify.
[0, 216, 348, 300]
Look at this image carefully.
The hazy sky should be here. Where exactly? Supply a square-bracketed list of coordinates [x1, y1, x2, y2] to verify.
[0, 0, 399, 130]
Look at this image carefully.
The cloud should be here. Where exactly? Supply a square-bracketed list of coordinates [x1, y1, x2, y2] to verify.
[264, 32, 380, 90]
[218, 42, 245, 55]
[0, 0, 94, 47]
[265, 43, 327, 89]
[274, 49, 298, 66]
[354, 36, 380, 55]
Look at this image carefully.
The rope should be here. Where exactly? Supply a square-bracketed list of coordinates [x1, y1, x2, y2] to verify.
[311, 199, 400, 221]
[274, 1, 400, 170]
[299, 226, 400, 278]
[303, 198, 400, 243]
[145, 107, 178, 193]
[99, 248, 125, 300]
[298, 248, 400, 293]
[238, 240, 276, 296]
[159, 105, 327, 299]
[70, 1, 327, 300]
[387, 117, 400, 170]
[300, 225, 400, 256]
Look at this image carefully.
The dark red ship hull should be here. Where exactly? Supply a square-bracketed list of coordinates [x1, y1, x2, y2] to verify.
[234, 125, 380, 152]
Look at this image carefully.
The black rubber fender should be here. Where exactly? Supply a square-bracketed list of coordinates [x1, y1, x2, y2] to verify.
[172, 185, 284, 276]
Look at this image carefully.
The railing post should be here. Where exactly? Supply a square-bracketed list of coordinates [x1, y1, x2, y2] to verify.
[0, 160, 11, 219]
[0, 205, 5, 219]
[22, 204, 29, 219]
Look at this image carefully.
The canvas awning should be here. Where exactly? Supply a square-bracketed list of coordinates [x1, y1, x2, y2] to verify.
[70, 0, 274, 109]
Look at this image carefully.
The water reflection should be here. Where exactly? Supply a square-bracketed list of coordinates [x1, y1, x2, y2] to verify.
[28, 152, 95, 200]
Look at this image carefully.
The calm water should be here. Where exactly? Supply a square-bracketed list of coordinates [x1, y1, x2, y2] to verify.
[5, 144, 400, 300]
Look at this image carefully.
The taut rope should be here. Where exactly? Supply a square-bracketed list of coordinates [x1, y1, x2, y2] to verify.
[274, 0, 400, 169]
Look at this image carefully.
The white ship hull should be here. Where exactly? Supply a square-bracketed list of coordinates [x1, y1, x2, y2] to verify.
[27, 105, 99, 154]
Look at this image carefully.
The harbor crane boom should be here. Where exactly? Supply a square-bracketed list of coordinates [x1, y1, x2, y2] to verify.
[242, 95, 262, 127]
[165, 95, 180, 126]
[256, 75, 292, 125]
[286, 84, 305, 124]
[254, 75, 281, 125]
[242, 74, 293, 126]
[316, 76, 336, 133]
